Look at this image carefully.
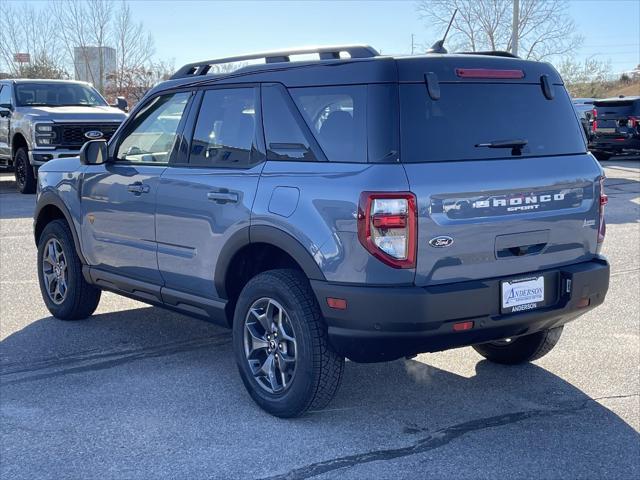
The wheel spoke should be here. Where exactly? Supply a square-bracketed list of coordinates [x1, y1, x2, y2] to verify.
[250, 306, 271, 333]
[245, 323, 269, 356]
[47, 242, 56, 265]
[54, 241, 64, 261]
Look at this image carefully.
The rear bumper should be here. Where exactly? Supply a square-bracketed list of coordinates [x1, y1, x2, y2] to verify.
[589, 135, 640, 153]
[311, 258, 610, 362]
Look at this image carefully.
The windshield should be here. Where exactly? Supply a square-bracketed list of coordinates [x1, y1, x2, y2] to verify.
[15, 83, 107, 107]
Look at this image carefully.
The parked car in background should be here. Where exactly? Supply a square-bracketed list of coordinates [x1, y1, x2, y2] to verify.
[589, 96, 640, 160]
[572, 97, 596, 139]
[0, 79, 128, 193]
[33, 45, 610, 417]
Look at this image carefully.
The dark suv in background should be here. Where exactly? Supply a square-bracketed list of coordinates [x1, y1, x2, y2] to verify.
[589, 96, 640, 160]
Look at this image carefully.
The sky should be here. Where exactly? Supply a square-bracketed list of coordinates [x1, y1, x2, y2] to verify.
[124, 0, 640, 73]
[18, 0, 640, 73]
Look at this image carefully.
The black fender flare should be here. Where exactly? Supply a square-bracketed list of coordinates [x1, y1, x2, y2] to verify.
[34, 191, 87, 264]
[214, 225, 326, 299]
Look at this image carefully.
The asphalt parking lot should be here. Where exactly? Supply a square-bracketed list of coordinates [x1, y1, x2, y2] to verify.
[1, 159, 638, 480]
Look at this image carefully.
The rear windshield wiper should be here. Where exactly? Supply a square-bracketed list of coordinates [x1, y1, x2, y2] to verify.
[475, 139, 528, 155]
[475, 139, 528, 149]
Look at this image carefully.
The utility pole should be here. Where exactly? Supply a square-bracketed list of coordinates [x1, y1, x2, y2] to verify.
[511, 0, 519, 56]
[411, 34, 415, 55]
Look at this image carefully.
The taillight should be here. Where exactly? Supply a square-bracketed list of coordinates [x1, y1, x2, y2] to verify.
[357, 192, 417, 269]
[598, 176, 607, 247]
[592, 108, 598, 130]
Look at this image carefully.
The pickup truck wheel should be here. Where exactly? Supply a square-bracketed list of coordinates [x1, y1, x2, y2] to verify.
[233, 269, 344, 417]
[37, 219, 101, 320]
[14, 148, 36, 194]
[472, 326, 563, 365]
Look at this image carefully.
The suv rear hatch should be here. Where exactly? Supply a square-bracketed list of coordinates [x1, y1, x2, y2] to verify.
[593, 97, 640, 137]
[396, 55, 603, 286]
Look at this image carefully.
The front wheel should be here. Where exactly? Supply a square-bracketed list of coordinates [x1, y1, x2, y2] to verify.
[233, 269, 344, 417]
[472, 327, 563, 365]
[14, 147, 36, 194]
[37, 219, 101, 320]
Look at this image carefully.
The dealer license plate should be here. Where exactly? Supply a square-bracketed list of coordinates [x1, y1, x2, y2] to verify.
[501, 276, 544, 313]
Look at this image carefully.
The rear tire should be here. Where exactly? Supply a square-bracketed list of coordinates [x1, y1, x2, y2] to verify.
[591, 151, 611, 161]
[14, 148, 36, 194]
[233, 269, 344, 417]
[472, 327, 563, 365]
[37, 219, 101, 320]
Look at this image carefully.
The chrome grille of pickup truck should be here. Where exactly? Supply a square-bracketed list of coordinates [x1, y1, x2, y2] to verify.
[55, 124, 120, 147]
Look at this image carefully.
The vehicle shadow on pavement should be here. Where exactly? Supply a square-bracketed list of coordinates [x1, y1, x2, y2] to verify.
[1, 306, 638, 479]
[0, 175, 35, 220]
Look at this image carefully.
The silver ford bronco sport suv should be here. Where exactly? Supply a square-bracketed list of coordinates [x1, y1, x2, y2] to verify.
[0, 79, 127, 193]
[33, 46, 610, 417]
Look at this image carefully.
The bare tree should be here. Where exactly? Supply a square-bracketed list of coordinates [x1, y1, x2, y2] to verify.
[111, 1, 155, 96]
[558, 56, 613, 97]
[53, 0, 114, 92]
[0, 3, 68, 77]
[416, 0, 581, 60]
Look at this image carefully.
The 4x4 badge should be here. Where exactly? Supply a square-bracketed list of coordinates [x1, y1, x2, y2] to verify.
[429, 236, 454, 248]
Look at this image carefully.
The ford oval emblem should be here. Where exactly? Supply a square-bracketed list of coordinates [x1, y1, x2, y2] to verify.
[84, 130, 104, 139]
[429, 236, 454, 248]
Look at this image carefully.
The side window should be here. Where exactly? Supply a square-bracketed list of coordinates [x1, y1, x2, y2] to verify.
[289, 85, 367, 163]
[116, 92, 190, 164]
[189, 87, 258, 168]
[0, 85, 12, 106]
[262, 85, 317, 161]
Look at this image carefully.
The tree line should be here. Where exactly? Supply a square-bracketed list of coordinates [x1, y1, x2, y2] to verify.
[0, 0, 172, 104]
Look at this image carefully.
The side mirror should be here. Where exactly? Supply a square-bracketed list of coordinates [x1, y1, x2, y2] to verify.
[0, 104, 12, 117]
[114, 96, 128, 112]
[80, 140, 108, 165]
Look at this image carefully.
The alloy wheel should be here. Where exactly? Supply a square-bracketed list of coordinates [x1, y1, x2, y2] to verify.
[42, 238, 68, 305]
[243, 297, 297, 394]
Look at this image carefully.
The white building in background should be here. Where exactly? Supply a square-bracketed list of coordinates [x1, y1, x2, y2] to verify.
[73, 46, 116, 91]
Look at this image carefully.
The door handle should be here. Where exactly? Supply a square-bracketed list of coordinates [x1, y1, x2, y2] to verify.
[207, 191, 238, 204]
[127, 182, 150, 194]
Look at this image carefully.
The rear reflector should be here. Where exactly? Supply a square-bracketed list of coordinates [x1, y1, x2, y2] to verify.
[327, 298, 347, 310]
[577, 297, 590, 308]
[456, 68, 524, 79]
[453, 321, 474, 332]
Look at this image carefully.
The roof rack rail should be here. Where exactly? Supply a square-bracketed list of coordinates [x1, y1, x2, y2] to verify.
[458, 50, 520, 58]
[171, 45, 380, 80]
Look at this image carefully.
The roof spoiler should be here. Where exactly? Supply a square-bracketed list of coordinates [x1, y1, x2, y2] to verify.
[171, 45, 380, 80]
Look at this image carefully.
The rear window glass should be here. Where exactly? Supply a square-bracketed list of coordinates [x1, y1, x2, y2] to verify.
[400, 83, 586, 162]
[289, 85, 399, 163]
[290, 85, 367, 163]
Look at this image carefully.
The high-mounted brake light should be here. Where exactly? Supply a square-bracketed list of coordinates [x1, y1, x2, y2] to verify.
[358, 192, 417, 269]
[598, 176, 607, 248]
[455, 68, 524, 79]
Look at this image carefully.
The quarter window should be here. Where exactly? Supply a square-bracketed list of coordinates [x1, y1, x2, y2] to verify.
[116, 92, 190, 164]
[189, 88, 258, 168]
[262, 85, 317, 162]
